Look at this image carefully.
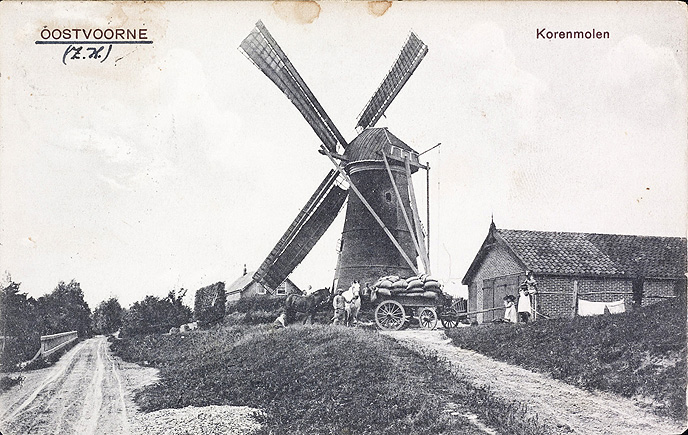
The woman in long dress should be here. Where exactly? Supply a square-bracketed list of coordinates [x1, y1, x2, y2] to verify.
[517, 285, 532, 323]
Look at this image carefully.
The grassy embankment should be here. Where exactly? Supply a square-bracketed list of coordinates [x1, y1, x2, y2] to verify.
[445, 298, 686, 420]
[111, 325, 553, 434]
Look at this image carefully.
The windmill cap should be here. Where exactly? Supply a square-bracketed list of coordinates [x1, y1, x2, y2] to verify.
[343, 127, 419, 163]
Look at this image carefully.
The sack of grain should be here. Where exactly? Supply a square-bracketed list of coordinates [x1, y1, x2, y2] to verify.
[423, 279, 441, 291]
[422, 291, 439, 299]
[392, 279, 408, 289]
[407, 279, 423, 290]
[377, 288, 391, 297]
[377, 279, 393, 289]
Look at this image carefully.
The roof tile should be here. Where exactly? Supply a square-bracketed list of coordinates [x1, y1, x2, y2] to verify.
[498, 229, 686, 279]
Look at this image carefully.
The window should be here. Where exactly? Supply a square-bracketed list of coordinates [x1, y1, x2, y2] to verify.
[256, 283, 267, 295]
[385, 191, 392, 202]
[276, 281, 287, 295]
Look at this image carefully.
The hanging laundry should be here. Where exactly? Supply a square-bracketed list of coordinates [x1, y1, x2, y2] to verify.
[578, 298, 626, 316]
[606, 299, 626, 314]
[578, 299, 607, 316]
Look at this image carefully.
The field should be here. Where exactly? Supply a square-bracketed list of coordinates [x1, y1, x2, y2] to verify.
[445, 298, 687, 419]
[111, 325, 552, 434]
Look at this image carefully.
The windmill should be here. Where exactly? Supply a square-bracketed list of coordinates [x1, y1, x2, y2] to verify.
[239, 21, 431, 292]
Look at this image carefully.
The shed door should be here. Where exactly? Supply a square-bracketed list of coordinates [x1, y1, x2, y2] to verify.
[480, 275, 523, 322]
[493, 275, 522, 319]
[493, 277, 509, 321]
[504, 275, 523, 302]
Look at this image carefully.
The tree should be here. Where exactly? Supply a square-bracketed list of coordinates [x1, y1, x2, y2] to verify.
[36, 280, 92, 337]
[121, 289, 192, 336]
[92, 298, 124, 335]
[0, 280, 40, 367]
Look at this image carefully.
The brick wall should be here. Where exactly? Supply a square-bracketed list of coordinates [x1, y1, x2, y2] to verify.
[536, 276, 575, 318]
[642, 279, 677, 306]
[537, 276, 633, 318]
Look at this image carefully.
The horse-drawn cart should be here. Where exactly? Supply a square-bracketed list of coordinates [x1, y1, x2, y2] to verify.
[371, 275, 468, 330]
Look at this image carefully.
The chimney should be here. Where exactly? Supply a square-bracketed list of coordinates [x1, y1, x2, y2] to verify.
[243, 264, 247, 276]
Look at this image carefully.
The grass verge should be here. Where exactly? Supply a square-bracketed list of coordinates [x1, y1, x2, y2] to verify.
[111, 325, 554, 434]
[445, 298, 686, 420]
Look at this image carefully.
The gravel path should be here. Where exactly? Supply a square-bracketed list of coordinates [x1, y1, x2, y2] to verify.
[0, 336, 262, 435]
[131, 405, 262, 435]
[384, 329, 687, 435]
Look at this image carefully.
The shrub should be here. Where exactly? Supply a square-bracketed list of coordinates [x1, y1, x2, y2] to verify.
[0, 375, 23, 392]
[194, 282, 226, 326]
[225, 296, 286, 314]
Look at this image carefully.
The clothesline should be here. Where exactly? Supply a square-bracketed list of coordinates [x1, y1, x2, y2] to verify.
[578, 298, 626, 316]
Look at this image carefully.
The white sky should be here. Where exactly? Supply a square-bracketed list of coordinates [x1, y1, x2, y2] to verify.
[0, 1, 686, 308]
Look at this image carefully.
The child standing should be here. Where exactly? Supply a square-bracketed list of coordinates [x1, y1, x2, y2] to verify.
[503, 295, 517, 323]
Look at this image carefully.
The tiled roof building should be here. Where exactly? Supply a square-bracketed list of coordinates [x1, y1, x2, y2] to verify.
[462, 222, 686, 323]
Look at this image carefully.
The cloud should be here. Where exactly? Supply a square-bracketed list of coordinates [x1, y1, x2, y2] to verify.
[64, 128, 135, 163]
[597, 35, 686, 125]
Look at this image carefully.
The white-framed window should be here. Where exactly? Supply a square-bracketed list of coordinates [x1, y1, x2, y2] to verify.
[275, 281, 287, 295]
[256, 283, 267, 295]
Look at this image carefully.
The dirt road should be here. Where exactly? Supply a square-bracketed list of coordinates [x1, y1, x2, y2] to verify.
[385, 329, 687, 435]
[0, 336, 261, 435]
[0, 336, 155, 434]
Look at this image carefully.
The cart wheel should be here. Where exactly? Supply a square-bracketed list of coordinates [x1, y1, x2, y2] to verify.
[440, 302, 461, 329]
[375, 300, 406, 330]
[418, 307, 438, 330]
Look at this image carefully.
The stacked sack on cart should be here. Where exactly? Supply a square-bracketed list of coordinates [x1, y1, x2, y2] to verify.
[373, 274, 443, 299]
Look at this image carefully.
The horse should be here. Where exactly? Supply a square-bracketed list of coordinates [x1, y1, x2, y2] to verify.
[282, 287, 331, 325]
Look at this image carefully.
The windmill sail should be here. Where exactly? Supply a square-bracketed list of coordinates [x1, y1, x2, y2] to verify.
[356, 32, 428, 130]
[239, 21, 347, 152]
[253, 170, 348, 290]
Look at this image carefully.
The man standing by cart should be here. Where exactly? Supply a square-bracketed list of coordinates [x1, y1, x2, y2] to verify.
[332, 288, 346, 325]
[344, 280, 361, 326]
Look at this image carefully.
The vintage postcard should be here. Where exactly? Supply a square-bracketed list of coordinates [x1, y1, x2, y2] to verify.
[0, 2, 686, 434]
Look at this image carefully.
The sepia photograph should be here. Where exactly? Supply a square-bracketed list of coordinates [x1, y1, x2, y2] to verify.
[0, 1, 686, 434]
